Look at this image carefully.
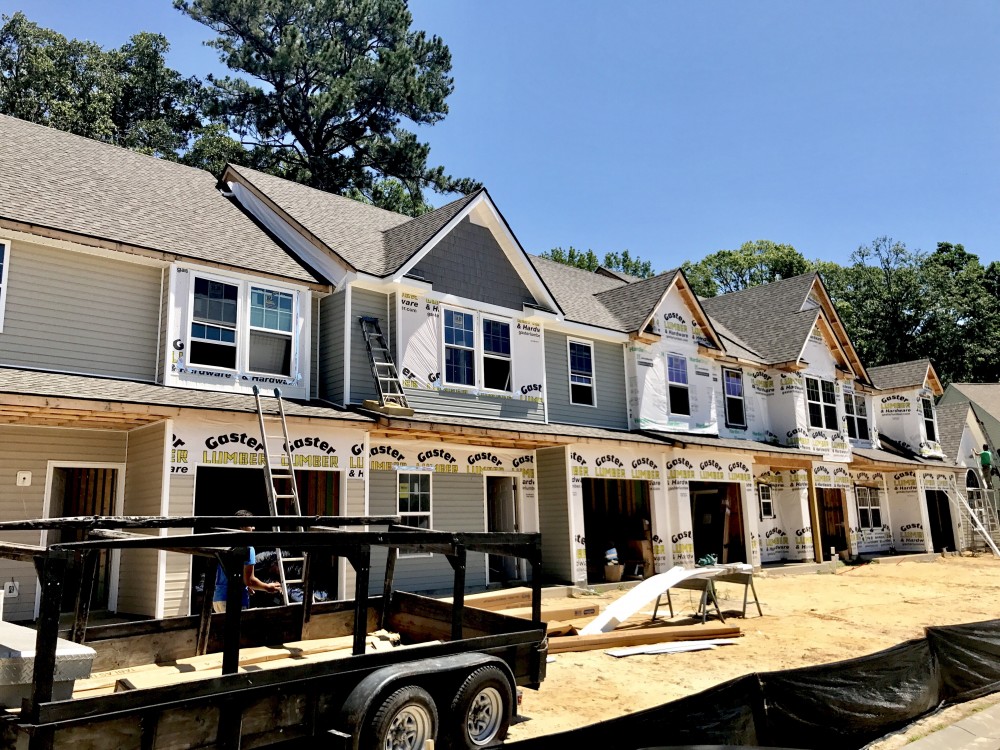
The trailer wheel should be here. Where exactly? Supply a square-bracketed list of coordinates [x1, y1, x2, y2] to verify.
[368, 685, 438, 750]
[448, 665, 513, 748]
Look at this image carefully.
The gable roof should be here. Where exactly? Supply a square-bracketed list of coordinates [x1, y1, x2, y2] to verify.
[592, 271, 679, 332]
[934, 401, 972, 462]
[868, 359, 941, 393]
[530, 255, 630, 331]
[0, 115, 321, 284]
[945, 383, 1000, 423]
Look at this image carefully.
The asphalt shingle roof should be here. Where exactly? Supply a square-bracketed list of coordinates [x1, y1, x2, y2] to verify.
[227, 165, 482, 277]
[0, 115, 320, 284]
[698, 274, 821, 364]
[867, 360, 932, 390]
[935, 401, 972, 461]
[530, 255, 630, 330]
[0, 367, 371, 422]
[593, 271, 679, 332]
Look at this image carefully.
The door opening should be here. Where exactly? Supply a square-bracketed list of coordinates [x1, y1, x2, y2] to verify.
[817, 488, 847, 560]
[924, 489, 956, 553]
[689, 481, 746, 565]
[582, 479, 653, 581]
[486, 476, 520, 583]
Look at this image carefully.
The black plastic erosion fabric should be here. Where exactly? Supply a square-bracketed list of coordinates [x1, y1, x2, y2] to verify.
[927, 618, 1000, 702]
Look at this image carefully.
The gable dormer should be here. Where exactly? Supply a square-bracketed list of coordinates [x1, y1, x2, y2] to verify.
[869, 359, 945, 458]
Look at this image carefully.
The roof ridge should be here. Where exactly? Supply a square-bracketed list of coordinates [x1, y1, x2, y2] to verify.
[592, 268, 680, 301]
[529, 254, 629, 287]
[383, 187, 484, 235]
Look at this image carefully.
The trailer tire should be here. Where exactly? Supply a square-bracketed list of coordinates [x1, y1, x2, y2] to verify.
[368, 685, 438, 750]
[448, 665, 513, 748]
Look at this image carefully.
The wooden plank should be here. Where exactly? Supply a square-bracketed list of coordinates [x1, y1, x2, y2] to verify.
[449, 587, 534, 611]
[498, 603, 601, 621]
[547, 622, 741, 654]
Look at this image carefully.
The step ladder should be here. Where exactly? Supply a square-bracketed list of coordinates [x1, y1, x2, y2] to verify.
[950, 488, 1000, 558]
[964, 488, 1000, 553]
[358, 316, 409, 409]
[253, 385, 305, 606]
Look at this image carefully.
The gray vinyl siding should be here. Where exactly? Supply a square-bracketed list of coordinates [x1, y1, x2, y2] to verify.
[341, 478, 366, 599]
[156, 267, 168, 384]
[0, 240, 162, 380]
[410, 217, 537, 310]
[403, 388, 546, 423]
[310, 294, 320, 400]
[319, 289, 346, 404]
[165, 472, 195, 617]
[349, 287, 391, 404]
[544, 332, 628, 429]
[536, 446, 573, 583]
[367, 471, 486, 595]
[0, 426, 127, 621]
[119, 422, 168, 617]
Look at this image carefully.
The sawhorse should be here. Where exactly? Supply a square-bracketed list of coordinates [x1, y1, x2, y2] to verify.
[651, 576, 725, 624]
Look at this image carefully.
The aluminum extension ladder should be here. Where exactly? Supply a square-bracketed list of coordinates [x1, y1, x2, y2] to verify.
[951, 488, 1000, 558]
[253, 385, 305, 606]
[358, 316, 409, 409]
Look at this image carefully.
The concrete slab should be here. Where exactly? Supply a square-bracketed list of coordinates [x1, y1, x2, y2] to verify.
[905, 702, 1000, 749]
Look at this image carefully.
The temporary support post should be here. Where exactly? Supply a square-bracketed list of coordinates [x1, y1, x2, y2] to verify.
[27, 554, 68, 721]
[446, 546, 467, 641]
[70, 550, 98, 644]
[807, 469, 824, 563]
[221, 551, 245, 675]
[380, 547, 398, 631]
[350, 547, 371, 656]
[196, 558, 219, 656]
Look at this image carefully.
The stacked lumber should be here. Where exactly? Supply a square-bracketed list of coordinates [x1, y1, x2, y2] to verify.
[547, 622, 740, 654]
[455, 587, 602, 622]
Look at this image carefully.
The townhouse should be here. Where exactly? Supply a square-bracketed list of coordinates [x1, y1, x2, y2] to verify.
[0, 114, 964, 623]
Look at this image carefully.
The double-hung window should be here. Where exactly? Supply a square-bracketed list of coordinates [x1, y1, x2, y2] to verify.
[922, 398, 937, 442]
[444, 309, 475, 386]
[0, 240, 9, 332]
[482, 318, 512, 391]
[806, 377, 838, 430]
[249, 287, 294, 376]
[191, 278, 239, 369]
[758, 483, 775, 520]
[855, 486, 882, 529]
[568, 340, 595, 406]
[844, 393, 869, 440]
[398, 473, 432, 558]
[723, 368, 746, 428]
[667, 355, 690, 416]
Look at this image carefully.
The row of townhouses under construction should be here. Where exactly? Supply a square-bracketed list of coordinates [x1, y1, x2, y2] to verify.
[0, 114, 978, 622]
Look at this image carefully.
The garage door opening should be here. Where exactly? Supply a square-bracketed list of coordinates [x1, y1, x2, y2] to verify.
[817, 488, 847, 560]
[582, 479, 653, 582]
[190, 467, 341, 613]
[689, 481, 746, 565]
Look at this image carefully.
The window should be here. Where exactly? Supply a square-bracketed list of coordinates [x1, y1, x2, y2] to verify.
[482, 318, 512, 391]
[855, 486, 882, 529]
[723, 368, 746, 427]
[568, 340, 595, 406]
[844, 393, 869, 440]
[0, 240, 8, 332]
[922, 398, 937, 442]
[758, 483, 775, 520]
[398, 473, 432, 549]
[249, 287, 293, 376]
[444, 309, 475, 386]
[191, 278, 239, 368]
[806, 377, 838, 430]
[667, 355, 690, 416]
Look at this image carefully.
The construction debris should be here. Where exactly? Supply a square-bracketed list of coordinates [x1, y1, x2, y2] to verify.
[604, 638, 740, 658]
[547, 622, 740, 654]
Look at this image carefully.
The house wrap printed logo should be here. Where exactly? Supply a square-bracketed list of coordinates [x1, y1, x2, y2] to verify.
[810, 430, 831, 451]
[699, 459, 725, 481]
[666, 457, 695, 481]
[570, 451, 589, 478]
[779, 373, 804, 394]
[728, 461, 752, 483]
[900, 522, 924, 545]
[750, 371, 774, 396]
[764, 527, 790, 553]
[594, 454, 626, 479]
[631, 456, 661, 481]
[786, 428, 810, 449]
[757, 470, 784, 490]
[414, 448, 459, 474]
[893, 471, 918, 494]
[467, 452, 505, 474]
[881, 395, 911, 417]
[831, 432, 849, 453]
[813, 465, 833, 487]
[833, 466, 851, 488]
[369, 444, 406, 471]
[788, 469, 809, 489]
[662, 312, 689, 341]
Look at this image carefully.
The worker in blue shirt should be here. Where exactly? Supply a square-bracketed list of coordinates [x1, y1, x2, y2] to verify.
[212, 509, 281, 613]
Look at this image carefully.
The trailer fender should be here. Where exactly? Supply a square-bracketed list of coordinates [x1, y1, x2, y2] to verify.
[337, 652, 516, 749]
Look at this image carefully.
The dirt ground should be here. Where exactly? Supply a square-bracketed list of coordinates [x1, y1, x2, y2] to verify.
[507, 554, 1000, 744]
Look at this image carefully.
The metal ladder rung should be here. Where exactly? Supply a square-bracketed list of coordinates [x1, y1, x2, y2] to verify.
[282, 557, 305, 564]
[359, 316, 409, 410]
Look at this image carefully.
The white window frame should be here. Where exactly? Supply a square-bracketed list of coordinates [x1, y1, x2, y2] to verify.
[0, 239, 10, 333]
[441, 306, 477, 388]
[758, 483, 775, 520]
[723, 368, 746, 428]
[921, 398, 938, 443]
[397, 471, 433, 558]
[567, 338, 597, 407]
[855, 486, 883, 530]
[186, 271, 301, 378]
[667, 354, 690, 416]
[189, 275, 240, 371]
[805, 376, 838, 430]
[844, 392, 869, 441]
[480, 314, 513, 394]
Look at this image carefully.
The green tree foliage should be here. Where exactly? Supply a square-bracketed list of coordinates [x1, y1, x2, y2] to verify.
[174, 0, 479, 209]
[681, 240, 811, 297]
[541, 247, 654, 278]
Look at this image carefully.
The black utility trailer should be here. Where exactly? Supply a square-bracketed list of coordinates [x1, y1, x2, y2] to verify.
[0, 516, 547, 750]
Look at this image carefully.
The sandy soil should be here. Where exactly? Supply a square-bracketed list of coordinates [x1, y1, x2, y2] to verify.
[507, 554, 1000, 744]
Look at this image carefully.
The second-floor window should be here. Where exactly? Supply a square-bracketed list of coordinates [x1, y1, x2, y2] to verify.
[444, 309, 475, 386]
[188, 275, 299, 376]
[482, 318, 512, 391]
[0, 239, 9, 332]
[568, 340, 595, 406]
[806, 377, 837, 430]
[758, 483, 775, 519]
[855, 486, 882, 529]
[667, 355, 690, 416]
[922, 398, 937, 442]
[723, 368, 746, 428]
[844, 393, 869, 440]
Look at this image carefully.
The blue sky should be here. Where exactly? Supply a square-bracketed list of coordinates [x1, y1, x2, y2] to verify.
[6, 1, 1000, 270]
